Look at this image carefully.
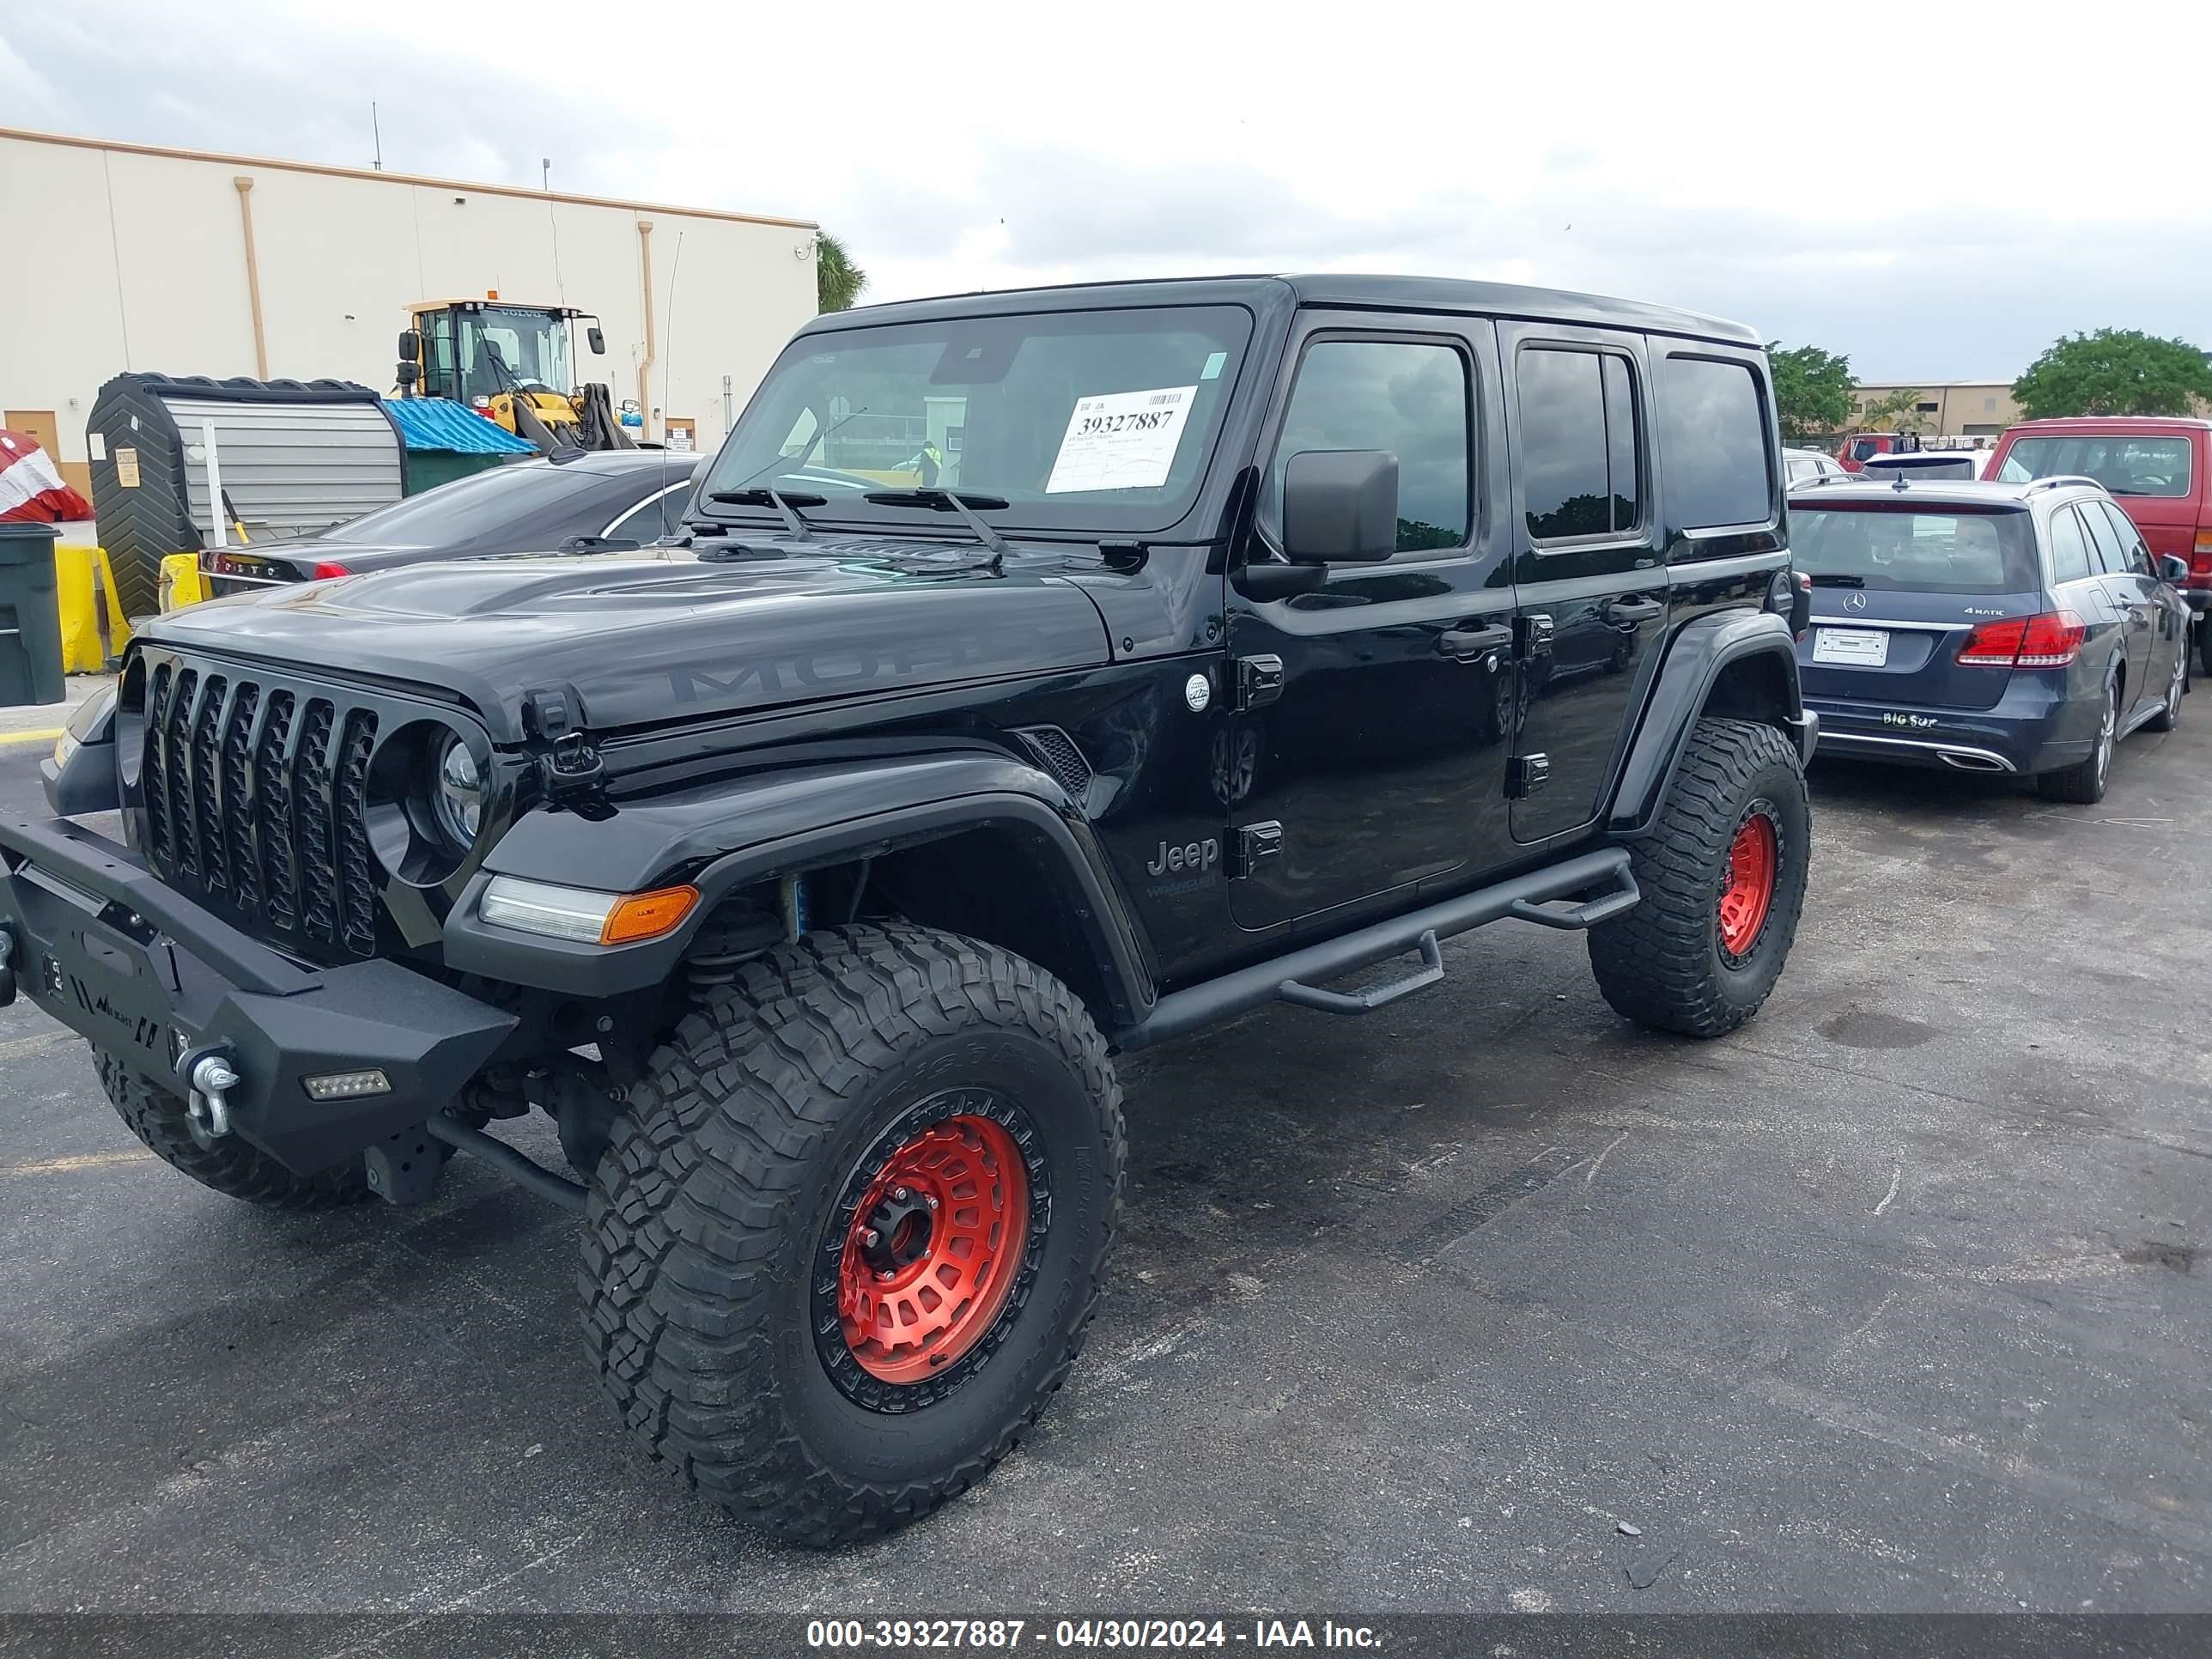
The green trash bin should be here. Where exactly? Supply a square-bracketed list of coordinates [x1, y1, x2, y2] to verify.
[0, 523, 67, 709]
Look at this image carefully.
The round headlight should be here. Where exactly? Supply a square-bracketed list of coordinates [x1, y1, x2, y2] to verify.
[431, 737, 484, 846]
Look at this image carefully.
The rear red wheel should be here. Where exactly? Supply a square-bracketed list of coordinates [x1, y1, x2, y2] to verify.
[1588, 717, 1809, 1037]
[1716, 806, 1779, 963]
[836, 1112, 1031, 1386]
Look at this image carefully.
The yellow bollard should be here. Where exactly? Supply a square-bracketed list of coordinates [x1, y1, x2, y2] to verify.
[54, 543, 133, 672]
[158, 551, 210, 613]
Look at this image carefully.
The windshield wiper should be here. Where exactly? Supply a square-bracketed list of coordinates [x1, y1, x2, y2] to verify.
[708, 487, 825, 539]
[864, 489, 1012, 556]
[1807, 573, 1865, 587]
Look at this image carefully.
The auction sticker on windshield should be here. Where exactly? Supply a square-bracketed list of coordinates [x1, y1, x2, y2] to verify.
[1048, 385, 1199, 493]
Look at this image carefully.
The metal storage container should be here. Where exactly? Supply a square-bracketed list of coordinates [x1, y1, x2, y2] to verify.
[85, 374, 404, 621]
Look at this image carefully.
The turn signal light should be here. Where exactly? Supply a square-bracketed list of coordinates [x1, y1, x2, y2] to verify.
[601, 885, 702, 945]
[479, 876, 701, 945]
[1956, 610, 2086, 669]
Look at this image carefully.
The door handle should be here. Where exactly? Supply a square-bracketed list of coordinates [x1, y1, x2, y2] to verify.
[1437, 623, 1513, 661]
[1604, 598, 1665, 626]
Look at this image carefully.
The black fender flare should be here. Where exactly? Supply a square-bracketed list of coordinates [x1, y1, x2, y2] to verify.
[441, 750, 1155, 1024]
[1607, 610, 1810, 836]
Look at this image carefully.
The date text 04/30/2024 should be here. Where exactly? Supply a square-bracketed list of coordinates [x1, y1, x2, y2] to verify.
[804, 1620, 1382, 1649]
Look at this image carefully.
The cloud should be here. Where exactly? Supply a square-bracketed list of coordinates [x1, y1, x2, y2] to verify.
[6, 0, 2209, 383]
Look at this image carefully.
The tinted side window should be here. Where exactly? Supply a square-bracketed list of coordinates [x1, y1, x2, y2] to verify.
[2047, 507, 2094, 584]
[1269, 337, 1471, 552]
[1604, 355, 1641, 528]
[1661, 355, 1774, 530]
[2078, 501, 2123, 574]
[1517, 347, 1640, 542]
[2098, 501, 2152, 574]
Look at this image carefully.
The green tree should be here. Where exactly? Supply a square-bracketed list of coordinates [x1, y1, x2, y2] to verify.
[2012, 328, 2212, 419]
[1767, 343, 1855, 441]
[816, 233, 868, 313]
[1858, 386, 1928, 434]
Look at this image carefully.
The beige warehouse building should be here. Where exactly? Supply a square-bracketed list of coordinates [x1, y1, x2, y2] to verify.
[1850, 381, 2022, 437]
[0, 127, 822, 496]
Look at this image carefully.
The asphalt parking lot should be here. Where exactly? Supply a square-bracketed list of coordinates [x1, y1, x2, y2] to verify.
[2, 708, 2208, 1619]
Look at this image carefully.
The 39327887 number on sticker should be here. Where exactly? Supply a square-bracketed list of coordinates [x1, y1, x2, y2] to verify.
[1046, 385, 1199, 495]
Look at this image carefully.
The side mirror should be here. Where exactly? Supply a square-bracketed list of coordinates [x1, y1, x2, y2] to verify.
[398, 328, 421, 360]
[1281, 449, 1399, 564]
[2159, 553, 2191, 586]
[586, 325, 606, 356]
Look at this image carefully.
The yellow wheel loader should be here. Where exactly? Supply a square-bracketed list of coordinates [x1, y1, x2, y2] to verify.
[396, 297, 636, 452]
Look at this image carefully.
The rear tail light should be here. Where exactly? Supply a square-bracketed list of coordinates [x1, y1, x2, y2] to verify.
[1956, 610, 2086, 669]
[2191, 529, 2212, 587]
[309, 561, 351, 580]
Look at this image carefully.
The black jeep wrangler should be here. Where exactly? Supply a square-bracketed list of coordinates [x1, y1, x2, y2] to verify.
[5, 276, 1816, 1546]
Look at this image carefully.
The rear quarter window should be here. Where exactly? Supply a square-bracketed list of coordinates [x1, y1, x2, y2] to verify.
[1659, 355, 1774, 530]
[2048, 507, 2094, 583]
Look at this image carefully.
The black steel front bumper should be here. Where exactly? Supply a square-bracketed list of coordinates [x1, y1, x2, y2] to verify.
[0, 815, 516, 1175]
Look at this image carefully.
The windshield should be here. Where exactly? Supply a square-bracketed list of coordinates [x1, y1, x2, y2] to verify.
[1996, 434, 2193, 498]
[319, 460, 597, 546]
[1790, 505, 2039, 595]
[422, 306, 575, 404]
[703, 305, 1254, 533]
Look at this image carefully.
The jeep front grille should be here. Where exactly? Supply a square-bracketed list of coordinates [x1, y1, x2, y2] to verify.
[142, 659, 383, 957]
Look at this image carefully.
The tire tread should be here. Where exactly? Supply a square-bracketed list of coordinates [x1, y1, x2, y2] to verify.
[1588, 717, 1808, 1037]
[579, 921, 1124, 1547]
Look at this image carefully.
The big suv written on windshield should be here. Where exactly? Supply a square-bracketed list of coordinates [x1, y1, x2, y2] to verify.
[1790, 504, 2040, 595]
[700, 306, 1254, 533]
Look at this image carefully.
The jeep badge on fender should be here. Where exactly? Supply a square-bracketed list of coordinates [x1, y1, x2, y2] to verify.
[1148, 838, 1220, 877]
[6, 274, 1814, 1548]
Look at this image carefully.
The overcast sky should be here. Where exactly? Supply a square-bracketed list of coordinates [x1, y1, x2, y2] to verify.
[7, 0, 2209, 383]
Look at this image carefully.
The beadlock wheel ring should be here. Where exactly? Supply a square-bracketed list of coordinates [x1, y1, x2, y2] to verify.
[1717, 803, 1780, 963]
[815, 1091, 1044, 1404]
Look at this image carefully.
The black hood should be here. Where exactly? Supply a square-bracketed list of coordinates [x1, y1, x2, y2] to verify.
[146, 543, 1113, 741]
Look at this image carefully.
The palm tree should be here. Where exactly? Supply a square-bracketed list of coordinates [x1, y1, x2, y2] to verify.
[816, 233, 867, 313]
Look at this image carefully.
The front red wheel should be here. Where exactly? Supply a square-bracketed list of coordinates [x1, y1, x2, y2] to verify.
[836, 1113, 1031, 1385]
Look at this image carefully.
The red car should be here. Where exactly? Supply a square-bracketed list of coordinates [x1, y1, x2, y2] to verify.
[1837, 432, 1905, 472]
[1988, 417, 2212, 672]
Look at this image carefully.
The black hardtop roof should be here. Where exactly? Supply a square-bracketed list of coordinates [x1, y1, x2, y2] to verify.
[800, 274, 1761, 348]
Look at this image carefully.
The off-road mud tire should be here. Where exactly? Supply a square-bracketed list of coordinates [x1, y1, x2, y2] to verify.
[580, 923, 1124, 1547]
[1588, 717, 1810, 1037]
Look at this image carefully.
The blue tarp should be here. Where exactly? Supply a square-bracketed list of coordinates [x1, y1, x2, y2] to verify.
[382, 398, 538, 454]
